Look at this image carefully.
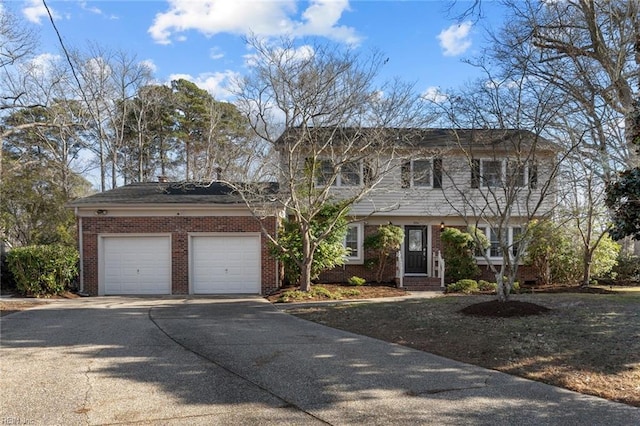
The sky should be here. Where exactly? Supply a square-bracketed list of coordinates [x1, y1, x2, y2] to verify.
[8, 0, 507, 101]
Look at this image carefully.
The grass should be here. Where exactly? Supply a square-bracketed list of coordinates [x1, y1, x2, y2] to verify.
[285, 292, 640, 407]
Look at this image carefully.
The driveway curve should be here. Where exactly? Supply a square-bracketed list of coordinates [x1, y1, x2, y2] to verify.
[1, 296, 638, 425]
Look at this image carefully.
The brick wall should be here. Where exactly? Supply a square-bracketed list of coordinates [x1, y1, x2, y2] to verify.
[80, 215, 278, 296]
[318, 225, 399, 284]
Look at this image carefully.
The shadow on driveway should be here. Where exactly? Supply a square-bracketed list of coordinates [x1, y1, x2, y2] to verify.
[1, 297, 638, 425]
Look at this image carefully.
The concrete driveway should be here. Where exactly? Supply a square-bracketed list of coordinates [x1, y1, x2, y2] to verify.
[1, 297, 638, 425]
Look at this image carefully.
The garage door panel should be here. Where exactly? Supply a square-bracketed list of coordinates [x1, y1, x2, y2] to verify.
[192, 235, 260, 294]
[102, 236, 171, 295]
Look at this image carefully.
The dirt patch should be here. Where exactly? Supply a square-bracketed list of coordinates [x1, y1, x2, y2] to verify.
[460, 300, 551, 317]
[286, 293, 640, 407]
[266, 283, 408, 303]
[0, 291, 80, 317]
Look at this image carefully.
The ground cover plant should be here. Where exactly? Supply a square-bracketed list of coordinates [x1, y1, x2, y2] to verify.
[284, 292, 640, 407]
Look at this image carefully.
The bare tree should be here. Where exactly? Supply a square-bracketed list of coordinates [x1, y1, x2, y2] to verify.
[70, 45, 153, 190]
[431, 58, 573, 301]
[231, 36, 430, 291]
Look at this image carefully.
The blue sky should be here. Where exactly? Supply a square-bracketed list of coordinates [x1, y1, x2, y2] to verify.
[11, 0, 507, 101]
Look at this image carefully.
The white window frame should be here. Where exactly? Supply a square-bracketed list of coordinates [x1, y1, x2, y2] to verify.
[475, 226, 523, 261]
[479, 159, 529, 188]
[316, 159, 363, 187]
[344, 223, 364, 264]
[405, 159, 433, 188]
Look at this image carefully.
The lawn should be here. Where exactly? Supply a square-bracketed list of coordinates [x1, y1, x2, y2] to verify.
[283, 292, 640, 407]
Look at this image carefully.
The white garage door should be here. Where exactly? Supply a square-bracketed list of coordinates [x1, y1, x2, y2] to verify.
[102, 236, 171, 295]
[191, 235, 261, 294]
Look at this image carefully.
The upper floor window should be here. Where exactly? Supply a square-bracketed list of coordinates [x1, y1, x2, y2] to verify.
[471, 159, 537, 189]
[315, 159, 363, 187]
[401, 158, 442, 189]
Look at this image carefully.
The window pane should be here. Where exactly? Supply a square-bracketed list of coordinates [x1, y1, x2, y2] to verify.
[507, 161, 526, 187]
[317, 160, 334, 186]
[490, 228, 502, 257]
[413, 160, 431, 187]
[345, 226, 359, 258]
[474, 227, 487, 257]
[341, 161, 361, 186]
[482, 160, 502, 187]
[408, 229, 423, 252]
[512, 227, 522, 256]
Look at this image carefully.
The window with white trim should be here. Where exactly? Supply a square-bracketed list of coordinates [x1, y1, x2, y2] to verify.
[315, 159, 363, 187]
[401, 158, 442, 188]
[344, 223, 363, 263]
[472, 159, 537, 189]
[475, 226, 523, 259]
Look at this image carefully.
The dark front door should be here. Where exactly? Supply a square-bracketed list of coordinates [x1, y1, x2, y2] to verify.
[405, 226, 427, 274]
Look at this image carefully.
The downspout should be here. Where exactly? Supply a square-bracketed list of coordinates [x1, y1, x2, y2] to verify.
[76, 207, 85, 295]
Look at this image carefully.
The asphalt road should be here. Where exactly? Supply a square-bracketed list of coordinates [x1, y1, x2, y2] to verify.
[1, 296, 638, 425]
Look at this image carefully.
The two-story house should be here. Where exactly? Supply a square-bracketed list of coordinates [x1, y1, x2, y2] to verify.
[275, 127, 558, 291]
[69, 127, 557, 296]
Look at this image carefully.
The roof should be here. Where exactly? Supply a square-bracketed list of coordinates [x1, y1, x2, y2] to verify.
[276, 127, 559, 151]
[67, 181, 279, 207]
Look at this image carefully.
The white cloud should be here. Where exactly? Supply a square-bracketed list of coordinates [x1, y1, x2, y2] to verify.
[23, 0, 55, 24]
[141, 59, 158, 74]
[209, 47, 225, 60]
[168, 71, 240, 100]
[421, 86, 448, 103]
[79, 1, 103, 15]
[23, 52, 62, 77]
[244, 44, 314, 68]
[437, 22, 472, 57]
[148, 0, 359, 45]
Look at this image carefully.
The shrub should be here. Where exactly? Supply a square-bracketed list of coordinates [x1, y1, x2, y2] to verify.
[6, 245, 79, 297]
[447, 279, 479, 294]
[611, 252, 640, 282]
[270, 203, 349, 285]
[441, 228, 484, 282]
[347, 276, 366, 286]
[363, 224, 404, 283]
[478, 280, 497, 292]
[339, 288, 361, 297]
[275, 285, 361, 302]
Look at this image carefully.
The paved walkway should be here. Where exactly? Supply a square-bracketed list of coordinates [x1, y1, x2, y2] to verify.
[1, 296, 638, 425]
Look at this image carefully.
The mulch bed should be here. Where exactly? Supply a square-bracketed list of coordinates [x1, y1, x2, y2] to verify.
[460, 300, 551, 317]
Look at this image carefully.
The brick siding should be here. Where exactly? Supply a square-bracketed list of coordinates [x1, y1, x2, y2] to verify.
[80, 215, 278, 296]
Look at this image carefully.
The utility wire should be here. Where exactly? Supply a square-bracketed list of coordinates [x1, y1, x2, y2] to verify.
[42, 0, 92, 110]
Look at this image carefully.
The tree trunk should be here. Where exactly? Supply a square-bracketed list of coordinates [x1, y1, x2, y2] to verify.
[299, 230, 313, 292]
[581, 251, 592, 287]
[496, 273, 510, 302]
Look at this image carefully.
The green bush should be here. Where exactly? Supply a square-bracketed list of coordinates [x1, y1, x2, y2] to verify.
[270, 203, 349, 285]
[611, 253, 640, 281]
[347, 276, 366, 286]
[478, 280, 497, 292]
[447, 279, 479, 294]
[441, 228, 484, 282]
[6, 245, 79, 297]
[363, 224, 404, 283]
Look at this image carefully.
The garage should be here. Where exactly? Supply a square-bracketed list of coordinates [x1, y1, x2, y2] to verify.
[190, 234, 261, 294]
[101, 235, 171, 295]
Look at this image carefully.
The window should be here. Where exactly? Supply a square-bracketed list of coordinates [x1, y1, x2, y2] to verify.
[344, 224, 363, 263]
[471, 159, 535, 189]
[482, 160, 503, 187]
[314, 159, 362, 187]
[476, 226, 523, 259]
[340, 161, 362, 186]
[401, 158, 442, 188]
